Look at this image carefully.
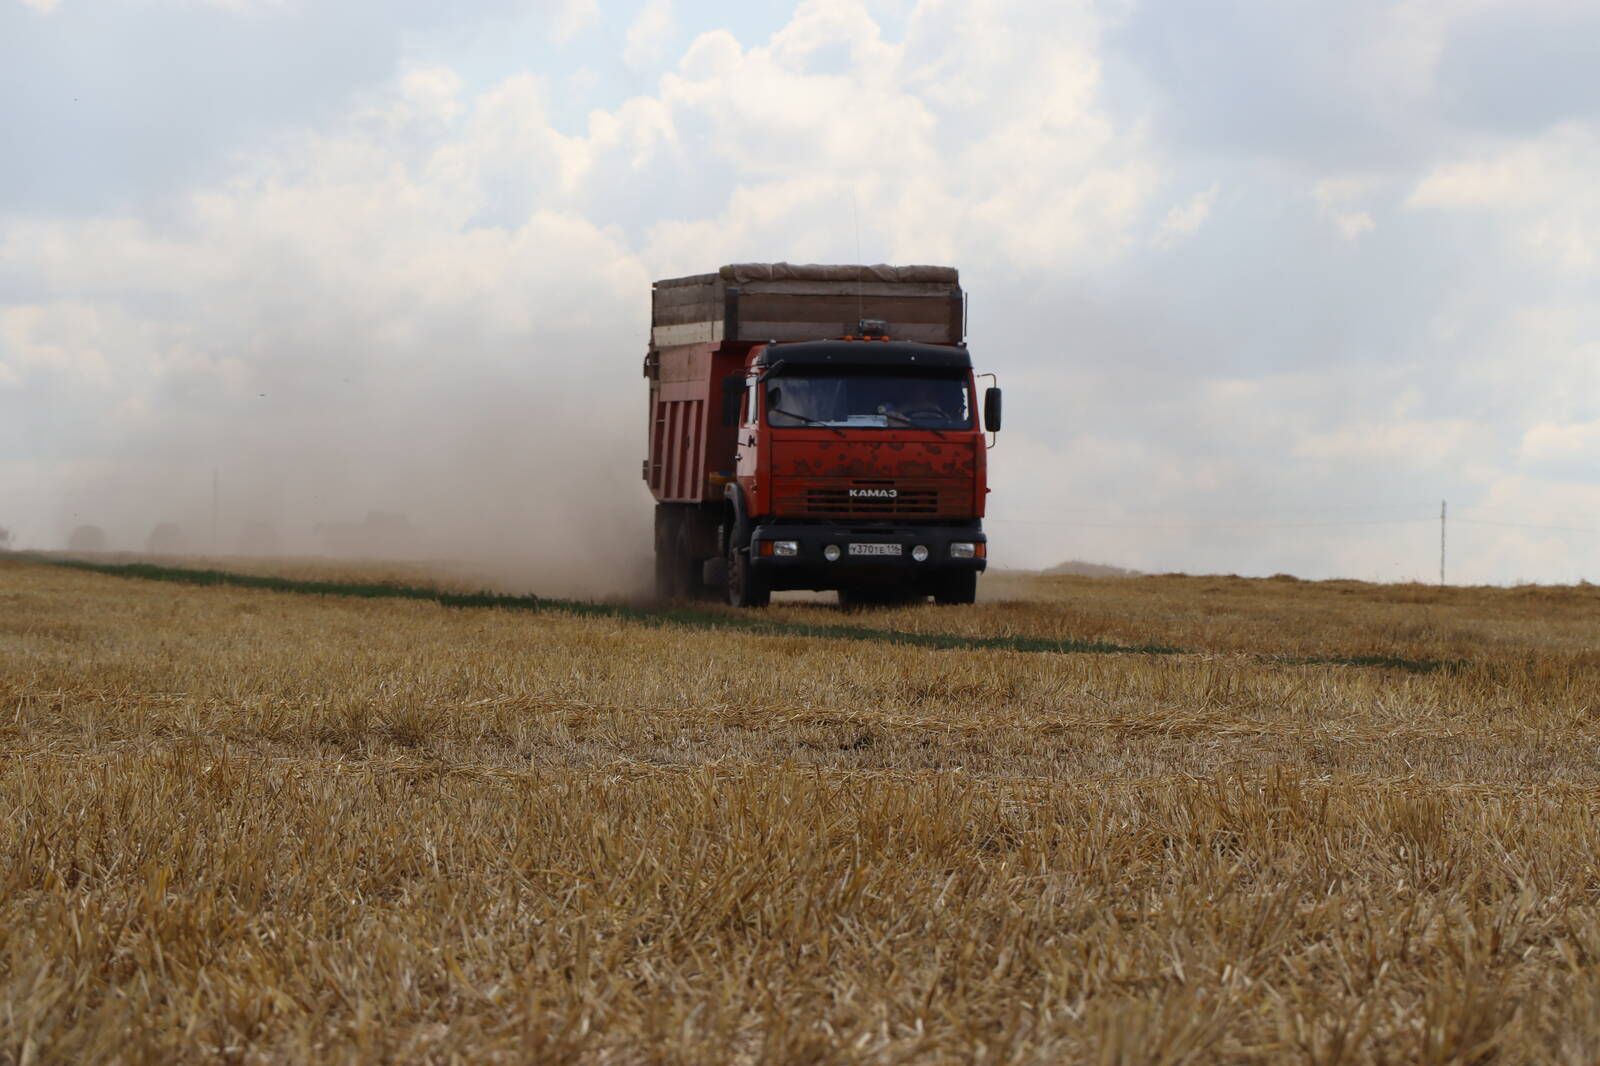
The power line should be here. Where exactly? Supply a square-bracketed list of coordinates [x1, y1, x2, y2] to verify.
[984, 516, 1437, 530]
[985, 513, 1598, 535]
[1453, 517, 1600, 535]
[994, 503, 1435, 518]
[1452, 503, 1599, 523]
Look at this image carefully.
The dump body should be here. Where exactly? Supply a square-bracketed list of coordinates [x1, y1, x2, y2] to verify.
[643, 341, 749, 504]
[644, 263, 999, 606]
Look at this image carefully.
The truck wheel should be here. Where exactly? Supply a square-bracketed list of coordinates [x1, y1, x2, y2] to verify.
[933, 572, 977, 606]
[672, 522, 701, 600]
[653, 507, 678, 601]
[727, 546, 770, 608]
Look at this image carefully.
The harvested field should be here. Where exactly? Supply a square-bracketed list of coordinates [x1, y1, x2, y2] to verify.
[3, 556, 1599, 1063]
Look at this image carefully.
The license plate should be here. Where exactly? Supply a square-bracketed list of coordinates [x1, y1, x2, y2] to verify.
[848, 543, 902, 557]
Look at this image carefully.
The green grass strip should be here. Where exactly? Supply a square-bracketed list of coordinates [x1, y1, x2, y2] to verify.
[1268, 652, 1464, 675]
[40, 557, 1185, 659]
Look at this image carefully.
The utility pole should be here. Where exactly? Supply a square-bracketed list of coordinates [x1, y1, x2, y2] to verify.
[1439, 499, 1446, 587]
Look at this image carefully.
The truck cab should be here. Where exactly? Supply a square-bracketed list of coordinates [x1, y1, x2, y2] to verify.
[726, 337, 994, 606]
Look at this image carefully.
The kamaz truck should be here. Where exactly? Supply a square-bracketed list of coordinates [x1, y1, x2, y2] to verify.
[644, 263, 1001, 607]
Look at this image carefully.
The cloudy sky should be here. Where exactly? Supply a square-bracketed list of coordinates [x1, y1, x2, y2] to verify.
[2, 0, 1597, 583]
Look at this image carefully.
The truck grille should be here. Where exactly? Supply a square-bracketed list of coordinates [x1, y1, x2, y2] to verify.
[776, 482, 964, 518]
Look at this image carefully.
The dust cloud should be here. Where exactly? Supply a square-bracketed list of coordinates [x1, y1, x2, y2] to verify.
[39, 335, 658, 601]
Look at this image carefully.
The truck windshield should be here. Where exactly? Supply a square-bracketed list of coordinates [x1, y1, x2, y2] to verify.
[766, 374, 971, 430]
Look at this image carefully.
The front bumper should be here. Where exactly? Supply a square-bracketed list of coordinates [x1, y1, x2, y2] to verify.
[749, 521, 986, 591]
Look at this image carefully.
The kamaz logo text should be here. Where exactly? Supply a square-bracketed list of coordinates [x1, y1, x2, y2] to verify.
[848, 488, 898, 499]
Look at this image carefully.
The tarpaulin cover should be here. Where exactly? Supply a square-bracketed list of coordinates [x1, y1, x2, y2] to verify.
[719, 263, 959, 284]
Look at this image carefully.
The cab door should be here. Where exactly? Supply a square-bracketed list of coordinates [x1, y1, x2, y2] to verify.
[735, 373, 764, 516]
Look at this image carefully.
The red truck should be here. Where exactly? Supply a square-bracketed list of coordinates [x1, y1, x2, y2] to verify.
[644, 263, 1001, 607]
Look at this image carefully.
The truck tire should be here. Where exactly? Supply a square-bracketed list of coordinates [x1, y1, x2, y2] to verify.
[727, 545, 770, 608]
[672, 521, 701, 600]
[933, 571, 977, 606]
[653, 506, 678, 601]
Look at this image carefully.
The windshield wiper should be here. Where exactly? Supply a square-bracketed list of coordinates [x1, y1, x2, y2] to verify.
[770, 407, 846, 437]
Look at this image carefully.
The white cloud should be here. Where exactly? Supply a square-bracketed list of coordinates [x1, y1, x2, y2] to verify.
[391, 67, 464, 127]
[1408, 123, 1600, 270]
[1293, 419, 1477, 465]
[623, 0, 674, 73]
[633, 0, 1150, 273]
[1313, 176, 1381, 242]
[0, 304, 116, 387]
[550, 0, 598, 42]
[1155, 185, 1217, 246]
[1521, 421, 1600, 467]
[1332, 211, 1375, 241]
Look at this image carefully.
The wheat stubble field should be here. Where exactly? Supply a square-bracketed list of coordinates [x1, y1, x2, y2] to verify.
[3, 556, 1600, 1063]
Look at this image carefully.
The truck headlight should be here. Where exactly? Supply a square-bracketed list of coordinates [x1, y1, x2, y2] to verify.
[773, 540, 799, 557]
[823, 544, 842, 562]
[911, 545, 929, 562]
[950, 542, 977, 559]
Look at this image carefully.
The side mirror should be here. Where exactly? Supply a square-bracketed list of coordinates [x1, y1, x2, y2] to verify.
[766, 385, 781, 409]
[983, 387, 1003, 433]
